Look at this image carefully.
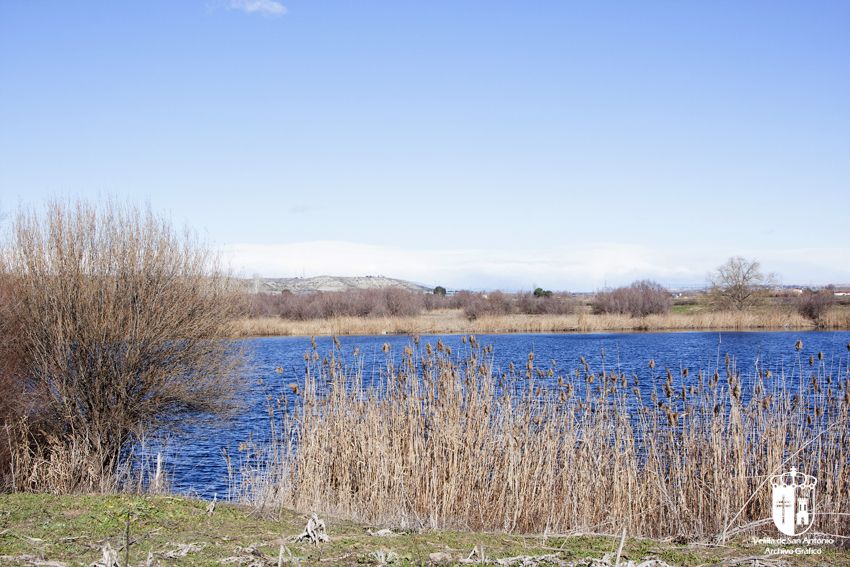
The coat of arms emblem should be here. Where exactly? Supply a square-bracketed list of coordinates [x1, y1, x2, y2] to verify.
[770, 467, 817, 536]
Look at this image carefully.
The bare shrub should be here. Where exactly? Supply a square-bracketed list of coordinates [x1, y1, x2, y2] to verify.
[797, 287, 835, 325]
[709, 257, 775, 311]
[422, 291, 450, 311]
[515, 291, 575, 315]
[0, 274, 32, 490]
[591, 280, 672, 317]
[0, 199, 243, 493]
[249, 288, 426, 320]
[462, 291, 575, 320]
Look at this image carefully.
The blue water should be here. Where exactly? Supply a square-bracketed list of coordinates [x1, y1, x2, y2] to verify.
[157, 331, 850, 498]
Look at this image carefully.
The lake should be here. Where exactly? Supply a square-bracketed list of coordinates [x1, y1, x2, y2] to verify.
[159, 330, 850, 498]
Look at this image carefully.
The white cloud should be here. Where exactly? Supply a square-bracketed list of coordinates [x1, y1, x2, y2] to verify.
[228, 0, 287, 16]
[219, 240, 850, 291]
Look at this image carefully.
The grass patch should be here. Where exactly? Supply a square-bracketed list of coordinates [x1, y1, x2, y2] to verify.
[2, 494, 846, 565]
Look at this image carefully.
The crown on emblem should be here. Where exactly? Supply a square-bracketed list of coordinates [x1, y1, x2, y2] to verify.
[769, 467, 817, 490]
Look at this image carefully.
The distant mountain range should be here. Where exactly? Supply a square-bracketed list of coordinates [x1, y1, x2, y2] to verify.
[239, 275, 432, 294]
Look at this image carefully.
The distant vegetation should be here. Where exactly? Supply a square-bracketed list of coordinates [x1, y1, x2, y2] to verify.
[241, 264, 850, 336]
[248, 287, 577, 321]
[796, 286, 836, 325]
[590, 280, 672, 317]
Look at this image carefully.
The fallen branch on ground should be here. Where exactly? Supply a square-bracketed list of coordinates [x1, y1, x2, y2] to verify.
[293, 513, 329, 545]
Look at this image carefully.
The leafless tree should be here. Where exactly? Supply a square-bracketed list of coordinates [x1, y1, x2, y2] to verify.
[0, 199, 244, 492]
[708, 257, 775, 311]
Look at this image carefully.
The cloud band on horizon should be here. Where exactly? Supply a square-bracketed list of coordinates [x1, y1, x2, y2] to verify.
[221, 241, 850, 292]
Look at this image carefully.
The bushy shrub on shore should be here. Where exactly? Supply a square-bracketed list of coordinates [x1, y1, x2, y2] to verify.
[0, 199, 243, 493]
[591, 280, 672, 317]
[797, 287, 835, 325]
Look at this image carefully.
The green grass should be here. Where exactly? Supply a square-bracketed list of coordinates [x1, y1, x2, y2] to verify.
[0, 494, 847, 566]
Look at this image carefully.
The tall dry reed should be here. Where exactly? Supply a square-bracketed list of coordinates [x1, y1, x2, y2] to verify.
[233, 307, 850, 337]
[236, 338, 850, 541]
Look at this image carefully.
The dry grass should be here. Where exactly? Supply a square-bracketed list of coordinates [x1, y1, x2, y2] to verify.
[236, 339, 850, 542]
[234, 306, 850, 337]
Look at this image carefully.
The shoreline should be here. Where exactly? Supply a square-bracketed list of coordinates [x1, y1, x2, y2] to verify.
[233, 307, 850, 338]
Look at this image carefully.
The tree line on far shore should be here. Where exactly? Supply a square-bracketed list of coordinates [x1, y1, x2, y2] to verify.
[248, 256, 840, 325]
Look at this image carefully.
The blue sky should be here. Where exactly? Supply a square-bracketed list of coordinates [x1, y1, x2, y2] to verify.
[1, 1, 848, 290]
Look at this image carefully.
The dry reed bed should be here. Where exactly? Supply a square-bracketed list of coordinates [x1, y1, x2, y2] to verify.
[236, 338, 850, 542]
[234, 308, 850, 337]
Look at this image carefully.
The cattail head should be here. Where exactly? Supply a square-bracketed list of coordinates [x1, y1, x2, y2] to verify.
[382, 343, 390, 353]
[818, 351, 824, 361]
[649, 359, 656, 369]
[795, 340, 803, 351]
[288, 383, 299, 395]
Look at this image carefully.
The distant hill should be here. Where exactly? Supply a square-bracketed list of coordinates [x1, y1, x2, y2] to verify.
[240, 275, 432, 294]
